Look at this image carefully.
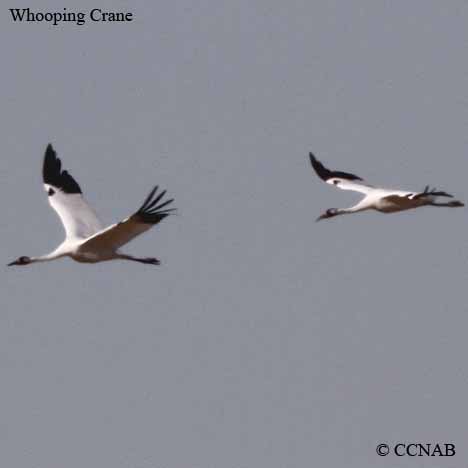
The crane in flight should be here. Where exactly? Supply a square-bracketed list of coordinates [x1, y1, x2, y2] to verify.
[309, 152, 464, 221]
[8, 144, 175, 267]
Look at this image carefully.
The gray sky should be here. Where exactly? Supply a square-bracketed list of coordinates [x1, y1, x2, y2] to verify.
[2, 1, 468, 467]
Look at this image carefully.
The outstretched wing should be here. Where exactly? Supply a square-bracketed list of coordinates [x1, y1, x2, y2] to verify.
[309, 152, 374, 195]
[80, 186, 175, 251]
[43, 144, 102, 239]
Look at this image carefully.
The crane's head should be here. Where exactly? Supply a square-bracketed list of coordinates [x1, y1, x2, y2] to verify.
[7, 256, 32, 266]
[316, 208, 340, 222]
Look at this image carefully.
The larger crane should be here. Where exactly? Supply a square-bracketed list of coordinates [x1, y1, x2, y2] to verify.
[8, 144, 175, 267]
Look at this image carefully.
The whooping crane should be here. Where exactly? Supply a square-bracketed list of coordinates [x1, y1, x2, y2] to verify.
[8, 144, 175, 267]
[309, 153, 464, 221]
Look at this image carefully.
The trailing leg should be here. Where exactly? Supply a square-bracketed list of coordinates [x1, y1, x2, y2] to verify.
[116, 253, 160, 265]
[430, 200, 464, 208]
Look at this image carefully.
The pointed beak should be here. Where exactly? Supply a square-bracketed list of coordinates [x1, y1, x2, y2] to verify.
[7, 260, 18, 266]
[316, 214, 326, 222]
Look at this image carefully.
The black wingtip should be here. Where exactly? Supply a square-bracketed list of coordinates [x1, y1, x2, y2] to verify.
[42, 144, 82, 194]
[309, 152, 332, 181]
[308, 151, 364, 182]
[44, 143, 57, 163]
[136, 186, 176, 225]
[414, 187, 455, 200]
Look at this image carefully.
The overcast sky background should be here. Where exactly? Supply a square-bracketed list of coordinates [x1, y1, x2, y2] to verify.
[2, 1, 468, 467]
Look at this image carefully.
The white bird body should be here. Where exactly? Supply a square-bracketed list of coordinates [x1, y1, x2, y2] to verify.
[310, 153, 464, 220]
[8, 144, 175, 267]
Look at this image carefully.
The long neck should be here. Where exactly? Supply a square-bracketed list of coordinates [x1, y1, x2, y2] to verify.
[335, 207, 365, 216]
[30, 251, 66, 263]
[341, 200, 373, 214]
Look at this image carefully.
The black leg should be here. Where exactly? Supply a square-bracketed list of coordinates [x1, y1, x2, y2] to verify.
[117, 254, 160, 265]
[431, 201, 464, 208]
